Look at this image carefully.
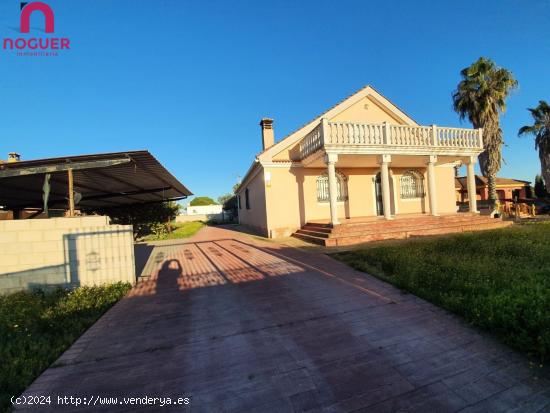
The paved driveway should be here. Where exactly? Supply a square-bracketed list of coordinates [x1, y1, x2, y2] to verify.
[21, 226, 550, 412]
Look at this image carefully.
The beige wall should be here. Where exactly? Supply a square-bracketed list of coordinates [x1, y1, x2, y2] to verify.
[0, 216, 135, 294]
[330, 95, 406, 124]
[237, 168, 269, 236]
[434, 166, 459, 214]
[261, 163, 459, 237]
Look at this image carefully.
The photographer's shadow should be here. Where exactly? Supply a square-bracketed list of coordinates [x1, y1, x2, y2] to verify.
[156, 259, 182, 292]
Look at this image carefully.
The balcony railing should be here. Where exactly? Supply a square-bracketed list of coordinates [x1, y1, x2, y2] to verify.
[299, 119, 483, 160]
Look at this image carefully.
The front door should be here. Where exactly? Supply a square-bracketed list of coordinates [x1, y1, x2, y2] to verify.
[375, 173, 384, 216]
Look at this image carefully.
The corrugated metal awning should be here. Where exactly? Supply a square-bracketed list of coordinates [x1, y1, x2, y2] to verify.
[0, 150, 192, 210]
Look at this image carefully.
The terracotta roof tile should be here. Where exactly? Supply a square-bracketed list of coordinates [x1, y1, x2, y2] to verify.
[455, 175, 530, 189]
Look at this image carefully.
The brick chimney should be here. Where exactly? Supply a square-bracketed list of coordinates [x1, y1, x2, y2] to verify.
[7, 152, 20, 163]
[260, 118, 274, 150]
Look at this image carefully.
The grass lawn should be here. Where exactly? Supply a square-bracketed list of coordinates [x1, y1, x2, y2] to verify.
[0, 283, 131, 413]
[332, 222, 550, 362]
[142, 221, 205, 241]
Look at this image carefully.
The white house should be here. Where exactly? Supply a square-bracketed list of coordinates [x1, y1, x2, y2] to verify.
[183, 204, 223, 216]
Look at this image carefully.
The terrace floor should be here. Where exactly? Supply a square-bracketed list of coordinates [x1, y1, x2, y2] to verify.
[19, 226, 550, 412]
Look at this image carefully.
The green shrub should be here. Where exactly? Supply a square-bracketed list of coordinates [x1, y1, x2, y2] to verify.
[333, 223, 550, 362]
[94, 201, 180, 240]
[0, 283, 131, 413]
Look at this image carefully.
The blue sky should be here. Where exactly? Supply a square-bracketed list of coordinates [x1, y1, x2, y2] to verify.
[1, 0, 549, 202]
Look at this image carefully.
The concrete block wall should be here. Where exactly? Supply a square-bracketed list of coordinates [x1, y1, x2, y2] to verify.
[0, 216, 136, 294]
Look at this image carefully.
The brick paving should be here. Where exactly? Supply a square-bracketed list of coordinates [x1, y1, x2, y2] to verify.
[19, 226, 550, 412]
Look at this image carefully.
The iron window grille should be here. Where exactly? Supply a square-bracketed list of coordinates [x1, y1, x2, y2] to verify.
[316, 171, 348, 202]
[400, 170, 425, 199]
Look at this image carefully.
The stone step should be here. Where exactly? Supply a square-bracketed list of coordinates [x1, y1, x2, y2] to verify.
[292, 218, 513, 247]
[300, 226, 333, 234]
[291, 232, 327, 245]
[300, 216, 495, 239]
[330, 220, 512, 247]
[295, 228, 331, 238]
[304, 222, 334, 229]
[305, 214, 485, 231]
[326, 216, 494, 235]
[319, 218, 497, 238]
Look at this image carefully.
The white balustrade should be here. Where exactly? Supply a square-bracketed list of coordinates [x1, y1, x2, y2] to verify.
[299, 120, 482, 159]
[299, 123, 323, 159]
[388, 125, 433, 147]
[434, 126, 481, 148]
[325, 121, 384, 145]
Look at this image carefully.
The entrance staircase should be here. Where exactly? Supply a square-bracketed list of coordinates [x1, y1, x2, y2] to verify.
[292, 214, 512, 247]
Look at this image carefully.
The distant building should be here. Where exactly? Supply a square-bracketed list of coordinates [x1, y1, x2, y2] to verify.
[182, 204, 223, 216]
[176, 203, 225, 223]
[455, 175, 531, 203]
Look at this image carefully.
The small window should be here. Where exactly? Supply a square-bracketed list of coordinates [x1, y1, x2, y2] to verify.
[400, 170, 424, 199]
[316, 171, 347, 202]
[238, 194, 242, 209]
[245, 188, 250, 209]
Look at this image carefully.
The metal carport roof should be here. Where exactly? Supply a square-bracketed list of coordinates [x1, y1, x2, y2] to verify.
[0, 150, 192, 211]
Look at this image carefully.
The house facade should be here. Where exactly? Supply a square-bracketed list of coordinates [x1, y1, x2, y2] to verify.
[236, 86, 484, 238]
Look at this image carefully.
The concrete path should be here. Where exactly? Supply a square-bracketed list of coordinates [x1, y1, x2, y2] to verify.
[20, 226, 550, 412]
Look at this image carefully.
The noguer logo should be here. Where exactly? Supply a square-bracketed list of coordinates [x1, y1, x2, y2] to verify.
[3, 1, 70, 56]
[20, 2, 55, 33]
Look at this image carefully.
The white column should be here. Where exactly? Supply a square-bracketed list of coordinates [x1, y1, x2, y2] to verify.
[380, 154, 392, 220]
[466, 156, 478, 213]
[325, 153, 340, 225]
[427, 155, 438, 216]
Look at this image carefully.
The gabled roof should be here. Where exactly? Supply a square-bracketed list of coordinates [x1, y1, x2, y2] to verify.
[455, 175, 531, 190]
[258, 85, 419, 162]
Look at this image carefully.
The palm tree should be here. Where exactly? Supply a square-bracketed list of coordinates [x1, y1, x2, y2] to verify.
[452, 57, 518, 204]
[518, 101, 550, 194]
